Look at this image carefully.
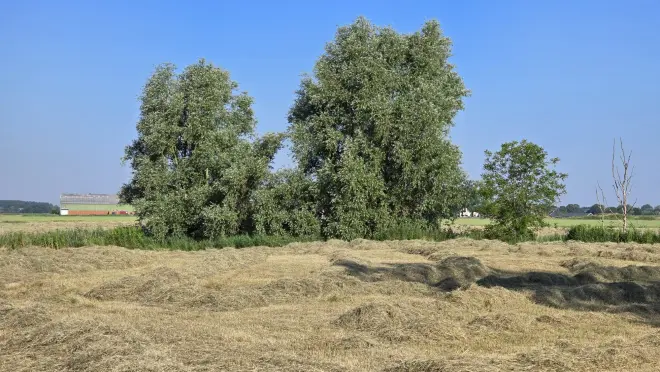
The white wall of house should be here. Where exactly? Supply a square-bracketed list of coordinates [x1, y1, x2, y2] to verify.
[459, 208, 480, 218]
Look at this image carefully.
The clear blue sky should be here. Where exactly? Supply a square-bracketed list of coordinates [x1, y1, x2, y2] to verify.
[1, 0, 658, 206]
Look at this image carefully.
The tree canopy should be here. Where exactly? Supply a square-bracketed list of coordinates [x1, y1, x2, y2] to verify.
[288, 17, 470, 239]
[565, 204, 581, 213]
[481, 140, 567, 240]
[120, 60, 284, 240]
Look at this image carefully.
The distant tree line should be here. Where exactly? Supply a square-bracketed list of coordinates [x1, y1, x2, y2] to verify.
[549, 204, 660, 217]
[0, 200, 59, 214]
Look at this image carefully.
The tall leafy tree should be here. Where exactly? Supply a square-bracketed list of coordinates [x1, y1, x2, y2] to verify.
[288, 17, 470, 239]
[481, 140, 567, 241]
[120, 60, 283, 240]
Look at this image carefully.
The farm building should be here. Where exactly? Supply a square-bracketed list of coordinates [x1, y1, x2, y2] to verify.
[59, 193, 134, 216]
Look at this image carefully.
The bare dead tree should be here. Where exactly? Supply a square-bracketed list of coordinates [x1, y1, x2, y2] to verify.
[611, 138, 636, 233]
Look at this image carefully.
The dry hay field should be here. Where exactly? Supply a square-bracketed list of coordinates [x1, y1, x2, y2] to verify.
[2, 238, 660, 371]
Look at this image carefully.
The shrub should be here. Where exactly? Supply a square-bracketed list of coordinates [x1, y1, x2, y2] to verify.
[0, 227, 320, 250]
[566, 225, 660, 244]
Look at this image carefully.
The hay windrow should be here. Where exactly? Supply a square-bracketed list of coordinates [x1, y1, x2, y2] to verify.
[561, 258, 660, 282]
[333, 301, 434, 342]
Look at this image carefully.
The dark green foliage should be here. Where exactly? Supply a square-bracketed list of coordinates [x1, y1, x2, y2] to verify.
[481, 140, 567, 241]
[640, 204, 656, 216]
[120, 60, 283, 240]
[588, 204, 605, 215]
[573, 214, 659, 221]
[373, 220, 457, 241]
[288, 17, 469, 240]
[567, 225, 660, 244]
[0, 226, 319, 250]
[0, 200, 57, 214]
[252, 169, 321, 237]
[616, 204, 634, 214]
[484, 223, 536, 243]
[0, 224, 565, 250]
[565, 204, 580, 213]
[461, 180, 489, 215]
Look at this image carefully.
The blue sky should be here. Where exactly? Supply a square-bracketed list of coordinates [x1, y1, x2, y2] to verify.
[1, 0, 658, 206]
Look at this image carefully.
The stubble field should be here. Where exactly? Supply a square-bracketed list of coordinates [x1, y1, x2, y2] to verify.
[0, 215, 136, 234]
[2, 224, 660, 371]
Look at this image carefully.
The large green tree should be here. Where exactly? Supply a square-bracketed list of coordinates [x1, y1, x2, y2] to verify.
[288, 17, 470, 239]
[481, 140, 567, 241]
[120, 60, 283, 240]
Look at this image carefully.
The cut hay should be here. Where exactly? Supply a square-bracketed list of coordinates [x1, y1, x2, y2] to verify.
[2, 239, 660, 371]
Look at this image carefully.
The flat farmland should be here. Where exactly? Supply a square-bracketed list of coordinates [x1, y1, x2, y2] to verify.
[0, 214, 137, 234]
[2, 238, 660, 371]
[455, 217, 660, 228]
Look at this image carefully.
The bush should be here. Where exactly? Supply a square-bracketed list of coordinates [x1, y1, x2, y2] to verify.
[0, 223, 570, 251]
[566, 225, 660, 244]
[373, 221, 456, 241]
[483, 224, 536, 244]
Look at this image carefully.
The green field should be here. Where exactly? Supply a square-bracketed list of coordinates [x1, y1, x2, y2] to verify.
[454, 217, 660, 228]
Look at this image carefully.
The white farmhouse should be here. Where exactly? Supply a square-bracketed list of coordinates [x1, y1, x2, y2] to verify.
[459, 208, 480, 218]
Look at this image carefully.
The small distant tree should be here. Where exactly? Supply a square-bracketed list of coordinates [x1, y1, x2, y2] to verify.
[588, 204, 605, 215]
[481, 140, 567, 241]
[565, 204, 581, 213]
[616, 204, 633, 214]
[655, 205, 660, 215]
[640, 204, 654, 215]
